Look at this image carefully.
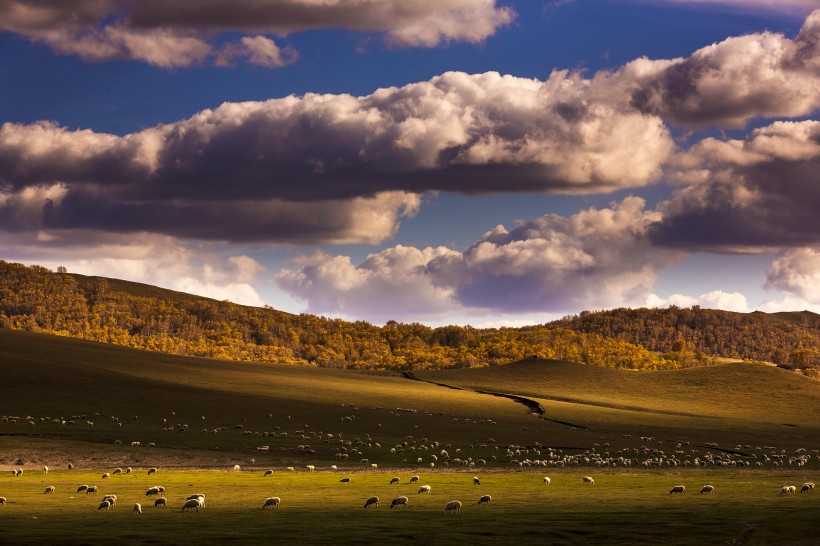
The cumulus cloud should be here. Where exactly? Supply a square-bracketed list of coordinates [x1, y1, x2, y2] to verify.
[0, 0, 513, 66]
[646, 290, 749, 312]
[276, 198, 686, 321]
[628, 9, 820, 127]
[0, 231, 267, 306]
[765, 248, 820, 304]
[650, 120, 820, 250]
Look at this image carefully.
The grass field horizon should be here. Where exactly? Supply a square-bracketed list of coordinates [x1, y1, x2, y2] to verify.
[2, 328, 819, 544]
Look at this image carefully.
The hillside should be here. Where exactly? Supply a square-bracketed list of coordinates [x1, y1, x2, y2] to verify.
[0, 260, 817, 373]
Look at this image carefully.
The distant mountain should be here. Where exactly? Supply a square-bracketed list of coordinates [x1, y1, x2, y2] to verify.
[0, 260, 817, 375]
[550, 307, 819, 373]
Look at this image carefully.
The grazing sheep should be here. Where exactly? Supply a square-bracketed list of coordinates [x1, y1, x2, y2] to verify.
[134, 503, 142, 514]
[154, 497, 167, 508]
[287, 467, 295, 472]
[103, 494, 117, 507]
[583, 476, 595, 485]
[306, 465, 315, 472]
[113, 468, 122, 475]
[125, 467, 132, 474]
[390, 477, 400, 484]
[473, 476, 480, 485]
[264, 470, 273, 477]
[102, 473, 110, 480]
[543, 477, 551, 485]
[371, 463, 378, 470]
[233, 465, 241, 471]
[0, 497, 5, 506]
[340, 477, 351, 483]
[364, 496, 379, 508]
[182, 498, 202, 512]
[390, 496, 409, 509]
[187, 494, 206, 501]
[67, 463, 74, 470]
[780, 485, 797, 495]
[409, 476, 419, 484]
[478, 495, 492, 505]
[86, 486, 98, 494]
[98, 500, 111, 511]
[147, 468, 157, 475]
[77, 485, 88, 493]
[262, 497, 280, 509]
[801, 482, 815, 493]
[670, 485, 686, 494]
[146, 486, 161, 496]
[418, 485, 431, 494]
[44, 486, 55, 494]
[43, 465, 48, 474]
[443, 500, 462, 514]
[700, 485, 715, 494]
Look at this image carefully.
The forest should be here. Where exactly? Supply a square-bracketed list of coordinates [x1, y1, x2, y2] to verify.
[0, 260, 817, 373]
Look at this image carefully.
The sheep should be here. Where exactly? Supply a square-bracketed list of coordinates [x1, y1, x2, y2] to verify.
[478, 495, 492, 504]
[264, 469, 273, 477]
[700, 485, 715, 494]
[154, 497, 167, 508]
[0, 497, 5, 506]
[77, 485, 88, 493]
[147, 467, 157, 475]
[390, 477, 400, 484]
[443, 500, 462, 514]
[409, 476, 419, 484]
[543, 477, 551, 485]
[134, 503, 142, 514]
[86, 486, 98, 494]
[103, 494, 117, 507]
[418, 485, 432, 494]
[43, 465, 48, 474]
[670, 485, 686, 494]
[583, 476, 595, 485]
[113, 467, 122, 475]
[157, 486, 166, 493]
[67, 463, 74, 470]
[98, 500, 111, 511]
[364, 496, 379, 508]
[340, 477, 352, 483]
[390, 496, 409, 509]
[101, 472, 110, 480]
[473, 476, 481, 485]
[801, 482, 815, 493]
[44, 486, 55, 494]
[371, 463, 378, 470]
[780, 485, 797, 495]
[306, 465, 315, 472]
[233, 465, 241, 471]
[182, 498, 202, 512]
[287, 467, 295, 472]
[146, 486, 162, 496]
[262, 497, 280, 509]
[125, 467, 132, 474]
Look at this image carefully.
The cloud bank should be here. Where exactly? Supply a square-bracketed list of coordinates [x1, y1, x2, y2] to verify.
[0, 0, 514, 66]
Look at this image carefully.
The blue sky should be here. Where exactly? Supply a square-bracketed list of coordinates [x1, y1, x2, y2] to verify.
[1, 0, 818, 326]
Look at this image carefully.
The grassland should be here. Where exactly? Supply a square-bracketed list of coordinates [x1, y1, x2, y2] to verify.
[1, 329, 820, 544]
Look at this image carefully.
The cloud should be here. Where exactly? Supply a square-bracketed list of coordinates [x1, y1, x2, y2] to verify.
[650, 120, 820, 250]
[628, 9, 820, 127]
[662, 0, 819, 14]
[646, 290, 749, 312]
[276, 198, 686, 322]
[0, 0, 514, 66]
[0, 232, 267, 306]
[765, 248, 820, 304]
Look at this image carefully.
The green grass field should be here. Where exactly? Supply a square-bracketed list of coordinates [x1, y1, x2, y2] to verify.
[1, 329, 819, 544]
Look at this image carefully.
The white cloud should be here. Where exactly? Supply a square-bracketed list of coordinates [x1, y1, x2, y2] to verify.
[646, 290, 749, 312]
[765, 248, 820, 304]
[275, 197, 687, 322]
[215, 36, 298, 68]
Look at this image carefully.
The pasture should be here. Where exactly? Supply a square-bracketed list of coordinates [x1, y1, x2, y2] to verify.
[1, 329, 820, 544]
[0, 469, 818, 545]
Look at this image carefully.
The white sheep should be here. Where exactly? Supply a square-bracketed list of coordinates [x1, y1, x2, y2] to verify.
[264, 469, 273, 477]
[418, 485, 431, 494]
[233, 465, 241, 471]
[125, 467, 132, 474]
[371, 463, 378, 470]
[182, 498, 202, 512]
[98, 500, 111, 511]
[801, 482, 815, 493]
[113, 467, 122, 475]
[134, 503, 142, 514]
[44, 486, 55, 494]
[146, 486, 162, 496]
[86, 486, 98, 494]
[0, 497, 5, 506]
[700, 485, 715, 494]
[306, 465, 315, 472]
[147, 467, 157, 475]
[443, 500, 462, 514]
[364, 496, 379, 508]
[154, 497, 167, 507]
[390, 496, 409, 509]
[77, 485, 88, 493]
[43, 465, 48, 474]
[103, 494, 117, 508]
[583, 476, 595, 485]
[390, 477, 400, 484]
[101, 472, 110, 479]
[670, 485, 685, 494]
[478, 495, 492, 505]
[473, 476, 480, 485]
[409, 476, 419, 484]
[543, 477, 551, 485]
[780, 485, 796, 495]
[262, 497, 281, 509]
[287, 467, 295, 472]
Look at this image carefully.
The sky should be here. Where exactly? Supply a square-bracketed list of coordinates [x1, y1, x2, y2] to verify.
[0, 0, 819, 327]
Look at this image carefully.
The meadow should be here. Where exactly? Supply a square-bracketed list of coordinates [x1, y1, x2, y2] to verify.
[1, 329, 819, 544]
